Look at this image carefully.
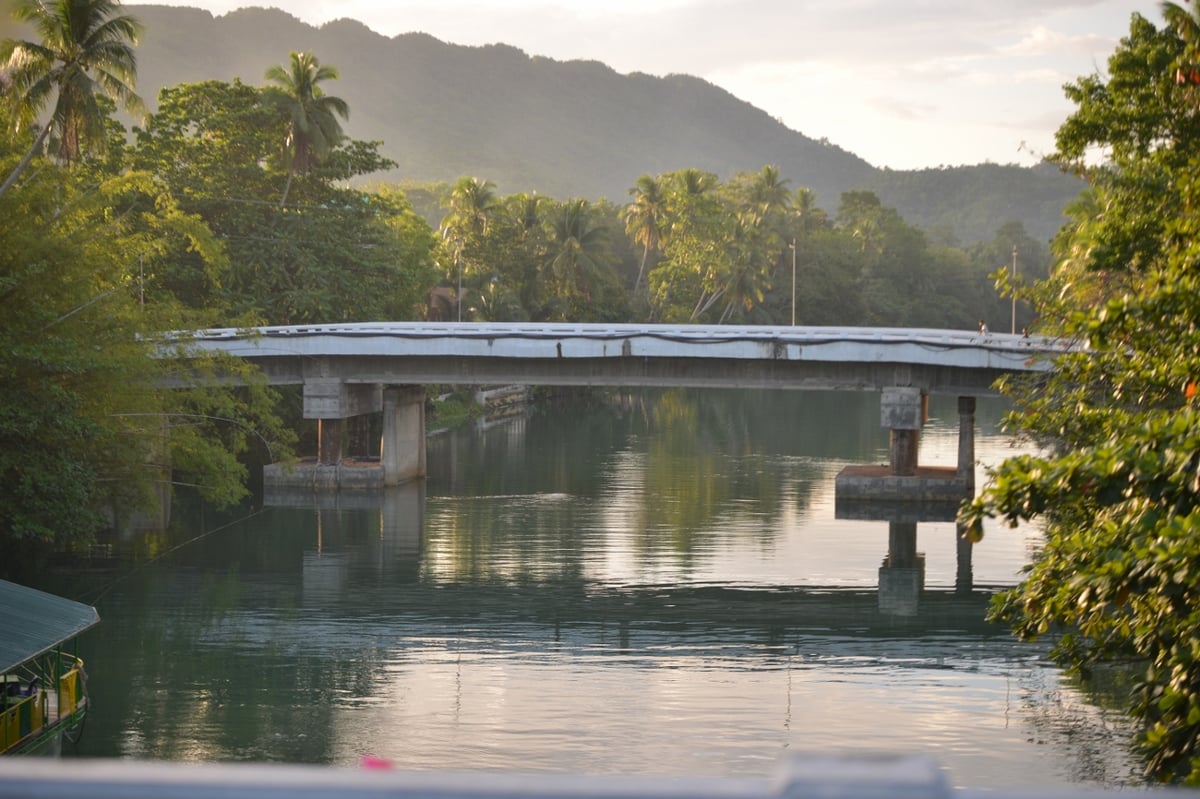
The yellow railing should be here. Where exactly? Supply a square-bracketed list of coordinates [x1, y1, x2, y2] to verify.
[58, 666, 81, 717]
[1, 655, 83, 755]
[0, 692, 44, 755]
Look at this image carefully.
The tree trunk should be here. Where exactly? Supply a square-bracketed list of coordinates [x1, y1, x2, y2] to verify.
[633, 245, 649, 292]
[0, 123, 53, 201]
[278, 167, 295, 209]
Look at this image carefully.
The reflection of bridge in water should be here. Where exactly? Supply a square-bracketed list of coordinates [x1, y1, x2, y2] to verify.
[265, 482, 996, 627]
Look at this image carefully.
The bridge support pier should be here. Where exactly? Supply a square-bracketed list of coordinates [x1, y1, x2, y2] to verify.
[883, 387, 924, 476]
[834, 388, 975, 503]
[317, 419, 344, 466]
[381, 386, 426, 485]
[306, 379, 381, 467]
[265, 380, 427, 490]
[836, 389, 980, 615]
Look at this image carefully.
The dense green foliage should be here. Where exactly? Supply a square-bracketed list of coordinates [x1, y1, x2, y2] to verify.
[962, 6, 1200, 784]
[129, 78, 438, 324]
[412, 170, 1044, 328]
[0, 142, 294, 568]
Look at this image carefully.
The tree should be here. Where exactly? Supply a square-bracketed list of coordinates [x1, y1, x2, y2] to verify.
[0, 0, 144, 198]
[440, 177, 497, 318]
[494, 192, 548, 319]
[264, 51, 350, 208]
[645, 168, 727, 322]
[792, 187, 826, 233]
[546, 199, 608, 318]
[735, 164, 791, 228]
[131, 79, 433, 326]
[624, 174, 666, 294]
[1164, 1, 1200, 84]
[961, 7, 1200, 784]
[444, 176, 497, 238]
[0, 159, 292, 568]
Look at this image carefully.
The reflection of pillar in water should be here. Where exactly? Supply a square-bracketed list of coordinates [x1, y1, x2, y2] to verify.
[305, 508, 349, 600]
[879, 521, 924, 616]
[379, 482, 425, 563]
[955, 523, 973, 594]
[955, 397, 976, 593]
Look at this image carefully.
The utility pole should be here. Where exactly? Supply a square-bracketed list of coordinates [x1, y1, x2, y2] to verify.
[456, 248, 463, 323]
[1010, 245, 1018, 335]
[790, 238, 797, 326]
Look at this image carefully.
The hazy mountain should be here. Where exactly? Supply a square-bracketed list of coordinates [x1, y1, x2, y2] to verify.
[125, 4, 1081, 243]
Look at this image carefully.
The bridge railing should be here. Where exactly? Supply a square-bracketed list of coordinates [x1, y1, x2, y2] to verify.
[0, 753, 1151, 799]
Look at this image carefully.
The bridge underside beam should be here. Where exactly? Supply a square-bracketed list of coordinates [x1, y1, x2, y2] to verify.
[249, 356, 1009, 397]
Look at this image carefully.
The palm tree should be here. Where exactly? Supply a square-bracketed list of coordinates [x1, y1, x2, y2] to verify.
[1164, 1, 1200, 84]
[440, 177, 497, 320]
[624, 174, 666, 293]
[792, 187, 826, 233]
[548, 199, 607, 317]
[0, 0, 143, 198]
[444, 176, 497, 237]
[737, 164, 791, 228]
[507, 192, 543, 239]
[264, 51, 349, 208]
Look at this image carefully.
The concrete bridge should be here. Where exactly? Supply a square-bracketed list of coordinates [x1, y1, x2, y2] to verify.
[178, 322, 1066, 492]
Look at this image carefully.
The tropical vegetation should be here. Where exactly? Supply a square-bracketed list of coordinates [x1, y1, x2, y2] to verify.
[962, 1, 1200, 784]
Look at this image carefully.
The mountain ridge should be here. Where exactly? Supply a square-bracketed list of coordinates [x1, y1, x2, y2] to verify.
[124, 4, 1081, 242]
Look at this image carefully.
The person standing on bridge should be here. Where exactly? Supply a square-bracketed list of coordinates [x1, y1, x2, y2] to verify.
[978, 320, 989, 335]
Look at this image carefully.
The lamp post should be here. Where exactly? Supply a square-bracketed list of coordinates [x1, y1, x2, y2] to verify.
[1010, 245, 1018, 334]
[456, 248, 463, 323]
[789, 238, 797, 326]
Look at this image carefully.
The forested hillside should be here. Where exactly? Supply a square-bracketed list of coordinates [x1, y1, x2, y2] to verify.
[126, 4, 1082, 244]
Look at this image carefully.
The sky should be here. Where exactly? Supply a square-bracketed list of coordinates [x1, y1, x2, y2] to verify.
[139, 1, 1161, 169]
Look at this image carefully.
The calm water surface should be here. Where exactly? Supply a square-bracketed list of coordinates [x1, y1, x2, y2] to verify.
[42, 390, 1141, 788]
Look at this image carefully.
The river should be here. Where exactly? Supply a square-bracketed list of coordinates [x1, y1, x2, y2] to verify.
[41, 388, 1141, 789]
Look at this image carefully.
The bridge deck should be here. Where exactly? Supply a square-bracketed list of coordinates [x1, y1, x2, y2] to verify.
[177, 323, 1066, 396]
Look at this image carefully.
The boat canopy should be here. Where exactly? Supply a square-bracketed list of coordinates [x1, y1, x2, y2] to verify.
[0, 581, 99, 674]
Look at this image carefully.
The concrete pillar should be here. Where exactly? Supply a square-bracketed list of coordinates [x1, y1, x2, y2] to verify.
[381, 386, 426, 485]
[957, 396, 976, 493]
[317, 418, 344, 466]
[304, 380, 382, 468]
[881, 387, 924, 476]
[347, 414, 372, 458]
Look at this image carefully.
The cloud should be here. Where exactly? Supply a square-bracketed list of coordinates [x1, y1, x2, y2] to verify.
[1001, 25, 1117, 57]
